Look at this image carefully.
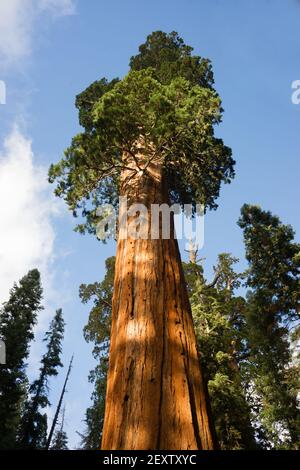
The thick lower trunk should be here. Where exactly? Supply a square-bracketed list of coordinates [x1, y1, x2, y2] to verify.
[101, 153, 217, 450]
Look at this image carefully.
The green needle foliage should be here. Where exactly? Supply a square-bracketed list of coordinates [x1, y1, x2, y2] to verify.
[239, 204, 300, 449]
[50, 407, 68, 450]
[79, 257, 114, 449]
[18, 309, 65, 449]
[129, 31, 214, 87]
[50, 429, 69, 450]
[183, 255, 257, 450]
[49, 31, 234, 235]
[50, 427, 68, 450]
[0, 270, 43, 449]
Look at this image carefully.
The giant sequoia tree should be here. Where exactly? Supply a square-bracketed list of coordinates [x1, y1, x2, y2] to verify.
[49, 31, 234, 450]
[82, 254, 257, 450]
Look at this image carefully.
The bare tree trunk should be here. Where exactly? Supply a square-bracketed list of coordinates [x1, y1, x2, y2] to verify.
[101, 149, 217, 450]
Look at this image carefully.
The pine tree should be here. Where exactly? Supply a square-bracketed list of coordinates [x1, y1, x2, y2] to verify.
[0, 269, 43, 449]
[238, 204, 300, 448]
[79, 257, 114, 449]
[183, 254, 257, 449]
[50, 406, 68, 450]
[18, 309, 65, 449]
[49, 31, 234, 449]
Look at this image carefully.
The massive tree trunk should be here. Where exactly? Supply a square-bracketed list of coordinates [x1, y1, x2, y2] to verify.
[101, 147, 217, 450]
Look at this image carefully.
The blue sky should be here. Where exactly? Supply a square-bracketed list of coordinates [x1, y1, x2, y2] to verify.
[0, 0, 299, 448]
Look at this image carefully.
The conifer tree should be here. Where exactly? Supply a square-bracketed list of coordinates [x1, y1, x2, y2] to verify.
[0, 269, 43, 449]
[183, 255, 257, 449]
[238, 204, 300, 448]
[18, 309, 65, 449]
[49, 31, 234, 449]
[50, 406, 68, 450]
[79, 257, 114, 449]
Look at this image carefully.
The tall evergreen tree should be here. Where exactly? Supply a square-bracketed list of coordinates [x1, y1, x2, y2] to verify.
[18, 309, 65, 449]
[79, 257, 114, 449]
[0, 269, 43, 449]
[49, 30, 234, 450]
[238, 204, 300, 448]
[81, 252, 259, 450]
[183, 254, 257, 449]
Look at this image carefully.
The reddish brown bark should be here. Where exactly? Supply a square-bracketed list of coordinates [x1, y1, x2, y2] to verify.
[101, 150, 217, 450]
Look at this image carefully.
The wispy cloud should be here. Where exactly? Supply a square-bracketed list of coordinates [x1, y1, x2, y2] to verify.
[0, 0, 76, 68]
[0, 125, 59, 305]
[0, 0, 34, 67]
[0, 0, 76, 306]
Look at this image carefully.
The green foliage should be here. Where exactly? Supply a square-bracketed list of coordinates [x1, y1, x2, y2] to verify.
[238, 205, 300, 449]
[79, 257, 114, 449]
[129, 31, 214, 87]
[81, 237, 300, 450]
[0, 270, 43, 449]
[49, 31, 234, 235]
[183, 255, 257, 450]
[239, 204, 300, 317]
[50, 428, 68, 450]
[18, 309, 65, 449]
[40, 309, 65, 378]
[50, 408, 68, 450]
[75, 77, 120, 132]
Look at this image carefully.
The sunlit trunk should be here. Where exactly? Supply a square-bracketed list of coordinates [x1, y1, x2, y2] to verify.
[101, 147, 217, 450]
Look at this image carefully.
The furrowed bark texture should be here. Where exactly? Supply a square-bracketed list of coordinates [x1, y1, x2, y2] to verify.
[101, 149, 217, 450]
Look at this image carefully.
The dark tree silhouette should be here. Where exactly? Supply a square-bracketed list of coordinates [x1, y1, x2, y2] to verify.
[0, 270, 43, 449]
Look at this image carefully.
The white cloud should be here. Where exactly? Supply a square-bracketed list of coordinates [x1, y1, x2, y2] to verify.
[0, 125, 58, 305]
[0, 0, 76, 67]
[0, 0, 34, 67]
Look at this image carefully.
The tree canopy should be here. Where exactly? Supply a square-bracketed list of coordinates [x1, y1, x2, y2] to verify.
[79, 257, 114, 448]
[49, 31, 234, 235]
[0, 270, 43, 449]
[238, 205, 300, 448]
[18, 309, 65, 449]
